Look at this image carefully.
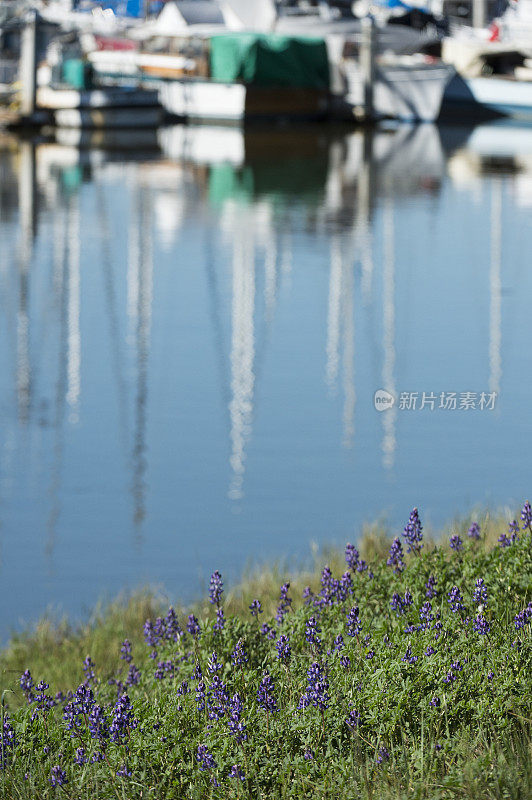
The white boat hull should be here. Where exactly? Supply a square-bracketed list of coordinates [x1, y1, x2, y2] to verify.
[36, 86, 162, 128]
[159, 80, 329, 122]
[340, 62, 453, 122]
[160, 80, 246, 121]
[443, 74, 532, 120]
[37, 86, 160, 110]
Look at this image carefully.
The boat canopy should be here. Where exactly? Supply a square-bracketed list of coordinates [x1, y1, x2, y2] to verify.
[210, 33, 330, 88]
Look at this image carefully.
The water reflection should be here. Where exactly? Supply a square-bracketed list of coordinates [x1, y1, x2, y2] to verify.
[1, 120, 531, 639]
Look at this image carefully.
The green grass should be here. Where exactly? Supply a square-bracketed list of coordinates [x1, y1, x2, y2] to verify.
[1, 508, 531, 799]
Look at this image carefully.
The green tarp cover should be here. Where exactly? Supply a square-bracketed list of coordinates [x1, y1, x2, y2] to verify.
[209, 33, 329, 89]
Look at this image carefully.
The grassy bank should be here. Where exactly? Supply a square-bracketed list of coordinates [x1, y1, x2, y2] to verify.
[1, 507, 531, 799]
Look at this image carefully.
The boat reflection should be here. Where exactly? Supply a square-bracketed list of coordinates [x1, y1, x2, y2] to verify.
[0, 118, 528, 550]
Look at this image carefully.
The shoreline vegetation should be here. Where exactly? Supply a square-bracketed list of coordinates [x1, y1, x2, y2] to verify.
[1, 506, 531, 798]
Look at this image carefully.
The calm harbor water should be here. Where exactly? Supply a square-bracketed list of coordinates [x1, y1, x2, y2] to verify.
[1, 121, 531, 641]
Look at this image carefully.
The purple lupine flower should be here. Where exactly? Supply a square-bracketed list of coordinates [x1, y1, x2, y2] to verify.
[390, 591, 412, 616]
[82, 656, 96, 685]
[143, 620, 157, 651]
[126, 664, 141, 687]
[473, 614, 490, 635]
[109, 694, 137, 743]
[467, 522, 481, 539]
[207, 674, 228, 722]
[197, 745, 216, 771]
[88, 704, 109, 742]
[357, 559, 368, 573]
[449, 534, 463, 552]
[260, 623, 276, 640]
[387, 537, 405, 574]
[443, 670, 457, 684]
[419, 601, 435, 630]
[249, 599, 262, 618]
[231, 639, 248, 668]
[425, 574, 438, 599]
[402, 508, 423, 554]
[473, 578, 488, 606]
[443, 660, 463, 684]
[164, 607, 182, 641]
[195, 681, 206, 713]
[487, 671, 494, 681]
[345, 543, 360, 571]
[376, 747, 390, 764]
[514, 604, 532, 630]
[390, 593, 404, 616]
[425, 646, 436, 656]
[20, 670, 34, 703]
[299, 661, 330, 711]
[340, 655, 351, 669]
[320, 566, 340, 606]
[276, 634, 291, 663]
[91, 751, 104, 763]
[402, 646, 418, 665]
[305, 616, 322, 649]
[346, 606, 361, 637]
[32, 680, 55, 719]
[187, 615, 201, 638]
[429, 697, 440, 707]
[209, 571, 224, 606]
[333, 634, 344, 652]
[227, 693, 246, 743]
[304, 749, 314, 761]
[345, 708, 361, 731]
[116, 763, 132, 779]
[498, 532, 511, 548]
[276, 582, 292, 624]
[508, 520, 520, 542]
[74, 747, 87, 766]
[154, 617, 165, 643]
[338, 571, 353, 601]
[120, 640, 132, 664]
[155, 660, 175, 680]
[50, 766, 67, 787]
[257, 671, 278, 713]
[0, 715, 16, 769]
[521, 500, 532, 531]
[213, 607, 225, 633]
[207, 652, 222, 675]
[230, 764, 245, 781]
[63, 684, 95, 732]
[447, 586, 464, 613]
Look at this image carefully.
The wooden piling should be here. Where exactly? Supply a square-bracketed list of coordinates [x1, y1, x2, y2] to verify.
[20, 10, 38, 117]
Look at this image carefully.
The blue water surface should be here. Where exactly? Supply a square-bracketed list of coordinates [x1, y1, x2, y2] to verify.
[0, 121, 531, 641]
